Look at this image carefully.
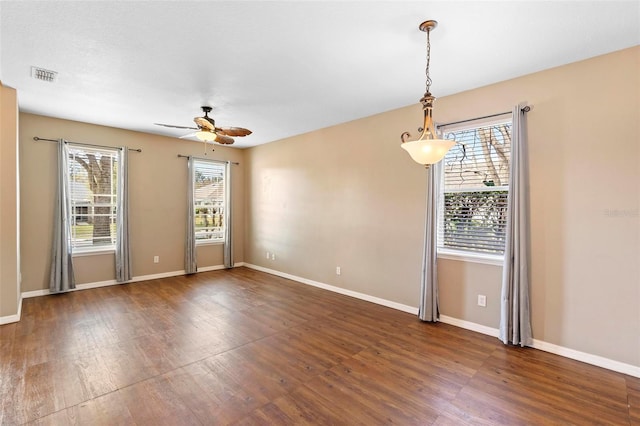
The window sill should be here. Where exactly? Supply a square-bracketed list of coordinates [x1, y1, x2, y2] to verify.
[196, 240, 225, 247]
[437, 249, 504, 266]
[72, 248, 115, 257]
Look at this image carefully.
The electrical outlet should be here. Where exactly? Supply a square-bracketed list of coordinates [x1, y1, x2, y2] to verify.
[477, 295, 487, 307]
[336, 266, 341, 275]
[271, 253, 276, 260]
[153, 256, 159, 264]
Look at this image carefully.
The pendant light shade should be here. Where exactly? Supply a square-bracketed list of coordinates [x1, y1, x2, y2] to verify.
[400, 20, 454, 167]
[401, 137, 456, 164]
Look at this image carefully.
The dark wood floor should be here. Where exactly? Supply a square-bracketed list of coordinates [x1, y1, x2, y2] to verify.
[1, 267, 638, 425]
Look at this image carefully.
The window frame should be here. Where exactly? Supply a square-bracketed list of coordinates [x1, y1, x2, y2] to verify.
[66, 144, 119, 255]
[436, 116, 512, 264]
[192, 159, 226, 246]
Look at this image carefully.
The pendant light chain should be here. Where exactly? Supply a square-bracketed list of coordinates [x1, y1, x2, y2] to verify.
[425, 28, 432, 94]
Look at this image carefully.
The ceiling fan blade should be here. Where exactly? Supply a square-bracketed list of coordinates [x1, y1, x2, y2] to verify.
[215, 134, 235, 145]
[154, 123, 199, 130]
[215, 126, 252, 137]
[194, 117, 215, 131]
[179, 132, 197, 139]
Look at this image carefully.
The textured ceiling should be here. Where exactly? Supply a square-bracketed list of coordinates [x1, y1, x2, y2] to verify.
[1, 1, 638, 148]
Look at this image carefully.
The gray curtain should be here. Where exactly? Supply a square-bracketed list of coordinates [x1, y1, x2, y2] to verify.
[185, 156, 197, 274]
[49, 140, 75, 293]
[223, 161, 233, 268]
[115, 147, 131, 282]
[499, 104, 533, 346]
[418, 162, 441, 322]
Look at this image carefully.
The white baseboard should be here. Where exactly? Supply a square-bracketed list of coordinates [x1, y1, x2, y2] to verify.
[20, 263, 239, 299]
[530, 338, 640, 378]
[243, 263, 640, 379]
[22, 288, 50, 298]
[197, 265, 225, 273]
[439, 317, 640, 378]
[243, 263, 418, 315]
[0, 294, 22, 325]
[439, 315, 500, 338]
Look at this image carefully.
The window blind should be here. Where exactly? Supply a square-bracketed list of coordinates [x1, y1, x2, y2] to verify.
[438, 121, 511, 255]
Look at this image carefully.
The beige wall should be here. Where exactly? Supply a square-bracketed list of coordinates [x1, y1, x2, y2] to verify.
[245, 105, 429, 305]
[245, 47, 640, 367]
[0, 82, 20, 318]
[19, 114, 245, 291]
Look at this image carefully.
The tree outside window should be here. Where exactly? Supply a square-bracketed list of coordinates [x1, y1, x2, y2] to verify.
[68, 146, 118, 251]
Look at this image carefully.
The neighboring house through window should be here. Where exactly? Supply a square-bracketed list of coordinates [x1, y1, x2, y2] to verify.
[438, 118, 512, 259]
[193, 160, 226, 243]
[67, 145, 119, 252]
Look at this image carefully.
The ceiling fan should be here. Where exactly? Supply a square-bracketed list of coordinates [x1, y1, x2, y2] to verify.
[154, 106, 252, 145]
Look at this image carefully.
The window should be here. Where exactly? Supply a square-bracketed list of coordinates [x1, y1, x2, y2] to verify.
[193, 160, 226, 243]
[438, 119, 512, 256]
[67, 145, 119, 252]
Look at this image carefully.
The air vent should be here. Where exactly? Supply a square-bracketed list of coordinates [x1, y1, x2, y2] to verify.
[31, 66, 57, 82]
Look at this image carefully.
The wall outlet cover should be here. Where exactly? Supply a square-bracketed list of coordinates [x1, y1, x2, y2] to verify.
[477, 295, 487, 307]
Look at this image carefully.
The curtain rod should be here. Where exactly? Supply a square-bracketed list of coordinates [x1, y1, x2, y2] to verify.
[436, 106, 531, 129]
[177, 154, 239, 165]
[33, 137, 142, 152]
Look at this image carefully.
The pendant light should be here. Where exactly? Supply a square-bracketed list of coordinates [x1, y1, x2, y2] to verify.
[400, 20, 455, 167]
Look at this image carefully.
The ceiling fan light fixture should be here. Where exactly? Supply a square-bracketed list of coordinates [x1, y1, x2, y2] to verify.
[195, 131, 216, 142]
[154, 106, 251, 145]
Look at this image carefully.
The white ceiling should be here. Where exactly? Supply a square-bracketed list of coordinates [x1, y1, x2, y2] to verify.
[1, 1, 638, 148]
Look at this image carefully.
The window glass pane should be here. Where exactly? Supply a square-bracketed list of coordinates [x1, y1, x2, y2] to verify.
[194, 160, 225, 243]
[67, 145, 118, 251]
[442, 123, 511, 190]
[438, 122, 511, 255]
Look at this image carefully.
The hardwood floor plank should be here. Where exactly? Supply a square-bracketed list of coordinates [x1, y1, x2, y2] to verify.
[119, 374, 202, 425]
[432, 411, 494, 426]
[367, 339, 480, 388]
[30, 390, 136, 426]
[628, 376, 640, 392]
[231, 402, 298, 426]
[3, 361, 64, 424]
[305, 369, 437, 424]
[479, 349, 629, 423]
[451, 382, 550, 425]
[264, 385, 360, 425]
[0, 267, 635, 425]
[292, 315, 382, 350]
[351, 343, 469, 399]
[403, 322, 500, 367]
[280, 322, 368, 363]
[468, 362, 628, 424]
[201, 348, 302, 402]
[163, 361, 269, 425]
[490, 344, 629, 398]
[325, 359, 446, 424]
[628, 377, 640, 425]
[232, 339, 317, 388]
